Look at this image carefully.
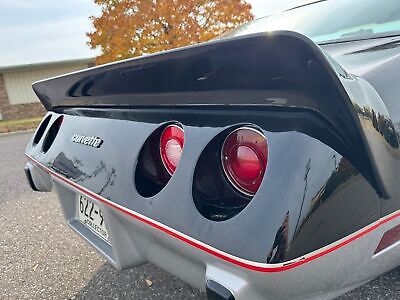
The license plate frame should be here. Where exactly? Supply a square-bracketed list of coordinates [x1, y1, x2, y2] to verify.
[78, 194, 110, 244]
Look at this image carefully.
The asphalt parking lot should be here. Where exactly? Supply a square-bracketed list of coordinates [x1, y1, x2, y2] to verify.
[1, 131, 399, 299]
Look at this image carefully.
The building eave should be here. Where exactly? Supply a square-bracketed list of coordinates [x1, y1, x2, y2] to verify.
[0, 58, 95, 73]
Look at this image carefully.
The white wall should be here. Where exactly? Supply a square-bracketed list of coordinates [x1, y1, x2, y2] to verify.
[3, 63, 88, 105]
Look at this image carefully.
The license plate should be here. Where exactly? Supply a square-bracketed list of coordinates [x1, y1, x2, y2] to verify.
[78, 195, 110, 243]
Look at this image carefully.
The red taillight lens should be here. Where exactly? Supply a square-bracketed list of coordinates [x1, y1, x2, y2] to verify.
[160, 124, 184, 175]
[221, 127, 268, 196]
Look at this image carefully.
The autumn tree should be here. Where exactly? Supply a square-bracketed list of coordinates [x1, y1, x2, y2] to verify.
[87, 0, 253, 64]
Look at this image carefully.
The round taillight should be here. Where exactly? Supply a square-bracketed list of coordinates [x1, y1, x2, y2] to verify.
[221, 127, 268, 196]
[160, 124, 184, 175]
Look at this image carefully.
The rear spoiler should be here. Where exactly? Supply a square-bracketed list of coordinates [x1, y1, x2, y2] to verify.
[33, 31, 395, 198]
[33, 31, 352, 111]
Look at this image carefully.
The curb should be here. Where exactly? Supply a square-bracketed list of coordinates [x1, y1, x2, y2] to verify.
[0, 129, 35, 138]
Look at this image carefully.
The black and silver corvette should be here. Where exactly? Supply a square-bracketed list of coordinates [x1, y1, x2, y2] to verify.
[25, 0, 400, 299]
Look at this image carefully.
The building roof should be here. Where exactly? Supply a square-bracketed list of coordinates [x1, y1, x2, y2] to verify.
[0, 57, 95, 72]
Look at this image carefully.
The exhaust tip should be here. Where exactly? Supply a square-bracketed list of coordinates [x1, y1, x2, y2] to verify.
[24, 165, 38, 192]
[206, 280, 235, 300]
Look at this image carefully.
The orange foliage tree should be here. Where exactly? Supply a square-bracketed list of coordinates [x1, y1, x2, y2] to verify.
[87, 0, 253, 64]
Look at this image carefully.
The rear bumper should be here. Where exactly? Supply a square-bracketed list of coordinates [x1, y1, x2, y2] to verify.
[25, 154, 400, 300]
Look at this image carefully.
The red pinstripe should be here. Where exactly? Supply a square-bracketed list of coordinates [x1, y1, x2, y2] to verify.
[26, 154, 400, 273]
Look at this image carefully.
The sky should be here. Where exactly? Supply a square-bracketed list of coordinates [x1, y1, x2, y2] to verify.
[0, 0, 308, 67]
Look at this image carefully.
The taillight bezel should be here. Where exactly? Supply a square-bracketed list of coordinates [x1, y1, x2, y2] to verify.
[159, 123, 185, 176]
[221, 126, 268, 196]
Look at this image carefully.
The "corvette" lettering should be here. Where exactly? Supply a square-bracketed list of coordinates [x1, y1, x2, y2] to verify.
[71, 134, 103, 148]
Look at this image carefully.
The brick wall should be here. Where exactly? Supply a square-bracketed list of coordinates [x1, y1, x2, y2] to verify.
[0, 73, 46, 120]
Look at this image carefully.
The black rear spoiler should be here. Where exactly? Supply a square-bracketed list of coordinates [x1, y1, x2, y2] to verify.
[33, 31, 350, 111]
[33, 31, 394, 198]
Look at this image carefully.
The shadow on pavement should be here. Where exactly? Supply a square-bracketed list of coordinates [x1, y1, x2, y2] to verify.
[72, 262, 206, 300]
[72, 262, 400, 299]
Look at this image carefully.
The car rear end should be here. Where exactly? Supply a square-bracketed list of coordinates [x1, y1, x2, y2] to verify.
[24, 31, 400, 299]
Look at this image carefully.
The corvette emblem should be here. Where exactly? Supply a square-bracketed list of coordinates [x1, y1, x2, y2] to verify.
[71, 134, 103, 148]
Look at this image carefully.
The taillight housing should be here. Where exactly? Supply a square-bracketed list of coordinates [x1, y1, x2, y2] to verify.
[42, 115, 64, 153]
[136, 122, 185, 198]
[221, 127, 268, 196]
[193, 125, 267, 221]
[33, 114, 52, 145]
[160, 124, 185, 175]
